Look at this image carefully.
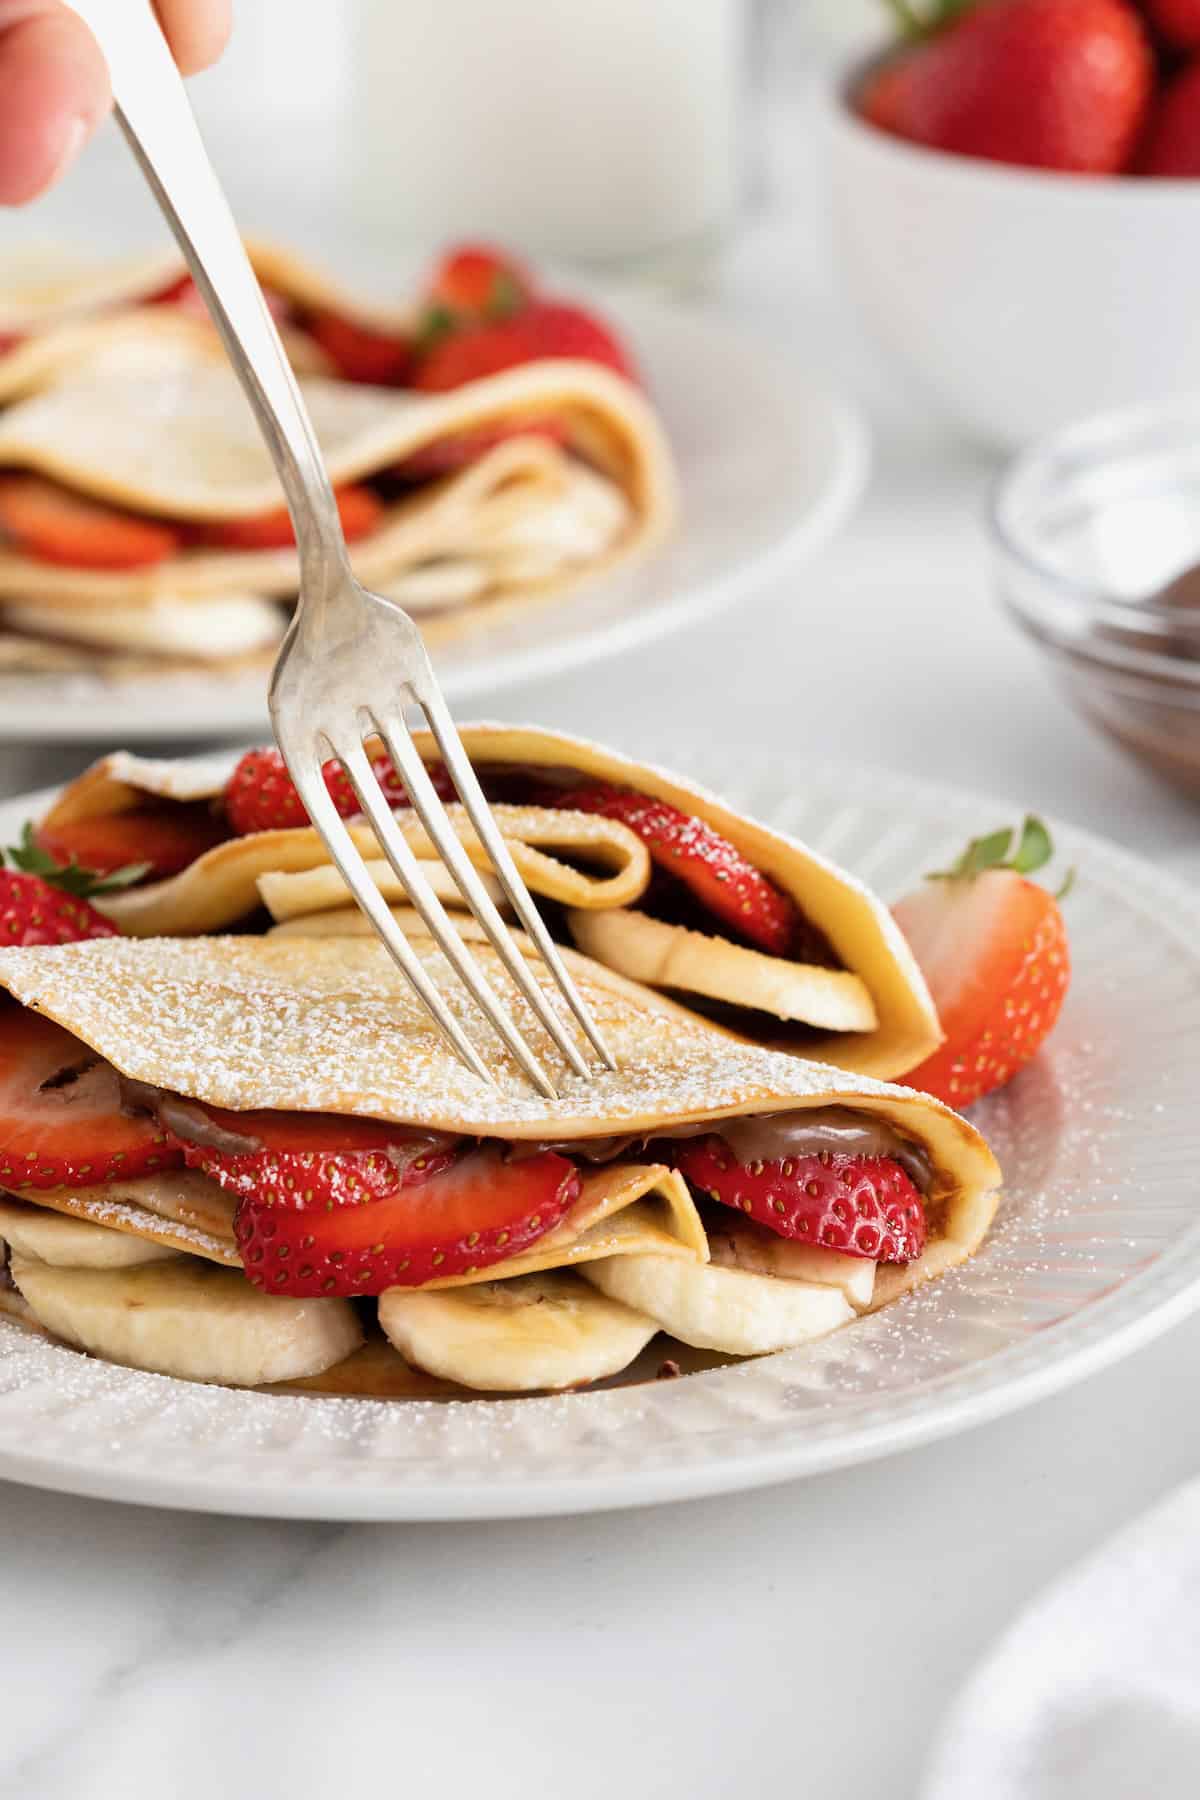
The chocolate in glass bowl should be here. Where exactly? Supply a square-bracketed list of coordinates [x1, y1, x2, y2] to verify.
[990, 400, 1200, 798]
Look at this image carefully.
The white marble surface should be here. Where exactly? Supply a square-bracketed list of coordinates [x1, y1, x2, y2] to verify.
[2, 62, 1200, 1800]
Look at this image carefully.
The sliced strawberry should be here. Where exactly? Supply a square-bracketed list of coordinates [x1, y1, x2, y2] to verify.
[186, 483, 383, 552]
[308, 310, 412, 386]
[34, 804, 228, 883]
[233, 1142, 579, 1296]
[893, 817, 1071, 1109]
[394, 419, 567, 481]
[412, 297, 638, 392]
[0, 475, 180, 570]
[223, 745, 453, 835]
[0, 332, 21, 355]
[422, 243, 533, 324]
[164, 1098, 460, 1208]
[675, 1137, 927, 1264]
[0, 1010, 181, 1191]
[545, 782, 799, 955]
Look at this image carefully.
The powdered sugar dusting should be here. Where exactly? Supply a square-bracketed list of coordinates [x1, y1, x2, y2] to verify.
[0, 934, 976, 1151]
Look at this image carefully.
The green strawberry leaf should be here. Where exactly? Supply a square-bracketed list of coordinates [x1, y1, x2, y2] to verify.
[928, 814, 1065, 891]
[1009, 815, 1053, 876]
[4, 822, 150, 896]
[881, 0, 976, 38]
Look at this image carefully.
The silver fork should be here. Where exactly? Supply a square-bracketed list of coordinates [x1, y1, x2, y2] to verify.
[69, 0, 615, 1098]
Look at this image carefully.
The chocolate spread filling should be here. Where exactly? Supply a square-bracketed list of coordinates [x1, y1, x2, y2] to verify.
[521, 1107, 934, 1193]
[119, 1070, 932, 1197]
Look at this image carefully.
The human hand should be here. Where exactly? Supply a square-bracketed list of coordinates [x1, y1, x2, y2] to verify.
[0, 0, 231, 204]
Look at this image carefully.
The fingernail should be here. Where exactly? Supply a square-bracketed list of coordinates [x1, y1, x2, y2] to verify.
[49, 115, 90, 186]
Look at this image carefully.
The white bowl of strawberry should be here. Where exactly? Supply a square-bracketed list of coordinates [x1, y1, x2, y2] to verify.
[827, 0, 1200, 449]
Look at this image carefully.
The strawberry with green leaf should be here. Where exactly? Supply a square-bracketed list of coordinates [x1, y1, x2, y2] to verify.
[892, 815, 1072, 1107]
[0, 824, 145, 947]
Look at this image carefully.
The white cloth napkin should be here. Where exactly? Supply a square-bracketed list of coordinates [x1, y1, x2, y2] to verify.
[922, 1478, 1200, 1800]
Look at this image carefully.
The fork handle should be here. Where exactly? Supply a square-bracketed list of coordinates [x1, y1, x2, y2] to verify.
[65, 0, 349, 582]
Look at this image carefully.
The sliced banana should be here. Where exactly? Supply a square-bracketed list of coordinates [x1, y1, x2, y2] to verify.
[567, 906, 878, 1031]
[582, 1254, 853, 1356]
[0, 1197, 182, 1269]
[378, 1270, 658, 1392]
[10, 1256, 362, 1387]
[706, 1222, 876, 1310]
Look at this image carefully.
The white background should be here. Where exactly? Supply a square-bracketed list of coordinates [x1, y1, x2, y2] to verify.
[1, 20, 1199, 1800]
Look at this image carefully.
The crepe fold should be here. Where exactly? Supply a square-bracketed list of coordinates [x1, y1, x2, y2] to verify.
[0, 237, 421, 400]
[0, 332, 675, 667]
[0, 934, 996, 1395]
[41, 726, 941, 1079]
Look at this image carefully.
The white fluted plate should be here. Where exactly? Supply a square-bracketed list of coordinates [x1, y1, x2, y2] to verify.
[0, 746, 1196, 1519]
[0, 293, 867, 743]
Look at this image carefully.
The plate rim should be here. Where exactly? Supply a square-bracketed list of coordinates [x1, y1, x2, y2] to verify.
[0, 751, 1196, 1520]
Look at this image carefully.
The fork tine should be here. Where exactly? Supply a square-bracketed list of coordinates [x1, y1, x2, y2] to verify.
[373, 712, 593, 1082]
[338, 738, 560, 1100]
[286, 753, 498, 1089]
[415, 685, 619, 1071]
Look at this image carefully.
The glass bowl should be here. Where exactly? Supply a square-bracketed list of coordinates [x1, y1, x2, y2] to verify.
[990, 399, 1200, 796]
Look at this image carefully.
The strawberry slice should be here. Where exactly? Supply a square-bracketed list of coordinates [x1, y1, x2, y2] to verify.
[422, 243, 533, 324]
[186, 483, 382, 552]
[0, 1010, 182, 1191]
[231, 1141, 579, 1296]
[223, 746, 453, 835]
[164, 1099, 460, 1208]
[308, 310, 412, 386]
[0, 475, 180, 570]
[35, 804, 229, 883]
[892, 817, 1071, 1108]
[545, 782, 799, 955]
[675, 1137, 927, 1264]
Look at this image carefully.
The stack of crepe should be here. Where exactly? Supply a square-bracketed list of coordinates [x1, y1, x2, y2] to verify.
[0, 934, 998, 1398]
[0, 243, 677, 675]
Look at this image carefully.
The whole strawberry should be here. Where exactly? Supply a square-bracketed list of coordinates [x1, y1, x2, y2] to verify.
[1136, 58, 1200, 174]
[0, 824, 143, 946]
[1141, 0, 1200, 49]
[892, 816, 1071, 1108]
[859, 0, 1154, 174]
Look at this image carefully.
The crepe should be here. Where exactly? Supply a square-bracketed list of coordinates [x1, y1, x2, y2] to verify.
[0, 338, 675, 667]
[0, 237, 422, 400]
[39, 726, 941, 1079]
[0, 932, 998, 1396]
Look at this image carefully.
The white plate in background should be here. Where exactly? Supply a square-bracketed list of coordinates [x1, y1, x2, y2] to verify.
[0, 293, 869, 742]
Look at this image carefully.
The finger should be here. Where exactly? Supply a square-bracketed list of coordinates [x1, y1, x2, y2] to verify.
[0, 2, 110, 205]
[152, 0, 231, 74]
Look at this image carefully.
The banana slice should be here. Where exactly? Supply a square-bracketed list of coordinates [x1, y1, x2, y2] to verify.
[10, 1256, 363, 1387]
[0, 1197, 182, 1269]
[582, 1254, 854, 1355]
[378, 1270, 658, 1392]
[706, 1221, 876, 1310]
[567, 906, 877, 1031]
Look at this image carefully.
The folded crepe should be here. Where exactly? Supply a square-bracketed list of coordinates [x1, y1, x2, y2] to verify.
[38, 725, 942, 1079]
[0, 236, 425, 402]
[0, 329, 675, 672]
[0, 933, 998, 1397]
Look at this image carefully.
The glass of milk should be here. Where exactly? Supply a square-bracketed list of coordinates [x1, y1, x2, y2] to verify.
[193, 0, 747, 286]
